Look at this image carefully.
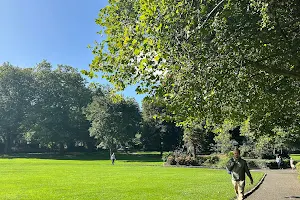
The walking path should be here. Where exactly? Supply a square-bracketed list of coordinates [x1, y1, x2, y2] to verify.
[246, 169, 300, 200]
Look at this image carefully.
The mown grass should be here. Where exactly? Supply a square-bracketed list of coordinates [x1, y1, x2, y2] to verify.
[291, 154, 300, 161]
[0, 153, 264, 200]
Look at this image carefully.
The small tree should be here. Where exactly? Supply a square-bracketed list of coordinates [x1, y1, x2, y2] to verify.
[85, 90, 141, 155]
[141, 98, 183, 155]
[183, 121, 207, 157]
[213, 120, 235, 154]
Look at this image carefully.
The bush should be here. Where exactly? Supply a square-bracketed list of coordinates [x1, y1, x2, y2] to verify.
[261, 153, 276, 159]
[245, 159, 291, 169]
[163, 151, 234, 168]
[169, 149, 201, 166]
[267, 160, 288, 169]
[175, 156, 186, 165]
[190, 157, 200, 166]
[162, 152, 173, 162]
[209, 156, 220, 164]
[166, 155, 176, 165]
[195, 156, 206, 165]
[184, 156, 192, 166]
[227, 151, 234, 158]
[200, 155, 220, 166]
[184, 156, 200, 166]
[215, 157, 231, 169]
[165, 151, 201, 166]
[246, 159, 268, 169]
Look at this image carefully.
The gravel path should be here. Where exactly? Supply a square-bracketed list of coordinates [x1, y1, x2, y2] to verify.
[246, 169, 300, 200]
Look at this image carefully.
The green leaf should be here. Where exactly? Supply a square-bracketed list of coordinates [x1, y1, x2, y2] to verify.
[134, 48, 140, 55]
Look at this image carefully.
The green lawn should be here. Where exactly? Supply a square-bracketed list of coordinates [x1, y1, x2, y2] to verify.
[0, 154, 264, 200]
[291, 154, 300, 161]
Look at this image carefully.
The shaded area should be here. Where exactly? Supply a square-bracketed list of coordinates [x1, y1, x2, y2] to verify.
[0, 151, 163, 162]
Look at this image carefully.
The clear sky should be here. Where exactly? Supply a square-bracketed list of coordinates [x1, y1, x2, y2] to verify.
[0, 0, 145, 105]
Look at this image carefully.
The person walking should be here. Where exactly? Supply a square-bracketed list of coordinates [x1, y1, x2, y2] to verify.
[111, 153, 116, 165]
[279, 155, 284, 169]
[290, 157, 295, 170]
[226, 149, 253, 200]
[276, 155, 281, 169]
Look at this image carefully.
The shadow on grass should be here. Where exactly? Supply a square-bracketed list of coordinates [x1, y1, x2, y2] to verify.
[0, 152, 163, 162]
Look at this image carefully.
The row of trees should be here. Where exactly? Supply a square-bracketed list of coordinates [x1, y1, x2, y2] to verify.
[1, 60, 298, 157]
[0, 61, 183, 154]
[0, 61, 92, 154]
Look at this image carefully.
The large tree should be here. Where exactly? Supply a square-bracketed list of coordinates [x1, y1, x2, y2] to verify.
[0, 63, 35, 154]
[142, 98, 183, 153]
[29, 61, 91, 154]
[86, 0, 300, 133]
[183, 120, 215, 157]
[85, 90, 141, 154]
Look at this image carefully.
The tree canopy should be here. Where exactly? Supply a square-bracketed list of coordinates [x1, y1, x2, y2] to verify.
[87, 0, 300, 134]
[0, 63, 35, 154]
[141, 98, 183, 153]
[0, 61, 93, 154]
[84, 89, 141, 154]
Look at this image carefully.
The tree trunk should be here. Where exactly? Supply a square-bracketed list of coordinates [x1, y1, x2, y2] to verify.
[86, 141, 95, 153]
[193, 144, 197, 158]
[4, 133, 11, 154]
[59, 142, 65, 155]
[160, 141, 163, 157]
[67, 142, 76, 152]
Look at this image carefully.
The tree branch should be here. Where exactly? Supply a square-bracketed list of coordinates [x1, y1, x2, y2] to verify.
[198, 0, 226, 29]
[247, 61, 300, 79]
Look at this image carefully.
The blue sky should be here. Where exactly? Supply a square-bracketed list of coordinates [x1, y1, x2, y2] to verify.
[0, 0, 145, 105]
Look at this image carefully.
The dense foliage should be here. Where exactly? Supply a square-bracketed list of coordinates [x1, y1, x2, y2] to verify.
[85, 90, 141, 154]
[87, 0, 300, 135]
[141, 99, 183, 153]
[0, 62, 92, 154]
[0, 61, 142, 154]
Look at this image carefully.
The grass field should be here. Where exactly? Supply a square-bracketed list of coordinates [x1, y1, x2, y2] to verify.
[291, 154, 300, 161]
[0, 153, 264, 200]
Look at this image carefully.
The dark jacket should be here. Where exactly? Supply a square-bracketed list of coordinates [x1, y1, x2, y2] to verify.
[226, 157, 253, 181]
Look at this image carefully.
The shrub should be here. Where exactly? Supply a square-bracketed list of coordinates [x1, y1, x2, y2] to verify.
[175, 156, 186, 165]
[166, 155, 176, 165]
[162, 152, 173, 162]
[227, 151, 234, 158]
[210, 156, 220, 164]
[185, 155, 192, 166]
[245, 159, 291, 169]
[202, 155, 220, 165]
[215, 157, 231, 169]
[189, 157, 200, 166]
[246, 159, 268, 169]
[165, 153, 201, 166]
[196, 156, 206, 165]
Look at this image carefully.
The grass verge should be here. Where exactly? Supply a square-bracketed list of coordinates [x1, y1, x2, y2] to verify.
[0, 154, 264, 200]
[291, 154, 300, 161]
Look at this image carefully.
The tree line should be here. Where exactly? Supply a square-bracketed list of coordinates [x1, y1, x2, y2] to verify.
[1, 60, 299, 157]
[0, 61, 183, 155]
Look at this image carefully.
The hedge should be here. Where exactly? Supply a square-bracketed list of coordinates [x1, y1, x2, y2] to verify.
[164, 153, 298, 170]
[165, 154, 220, 166]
